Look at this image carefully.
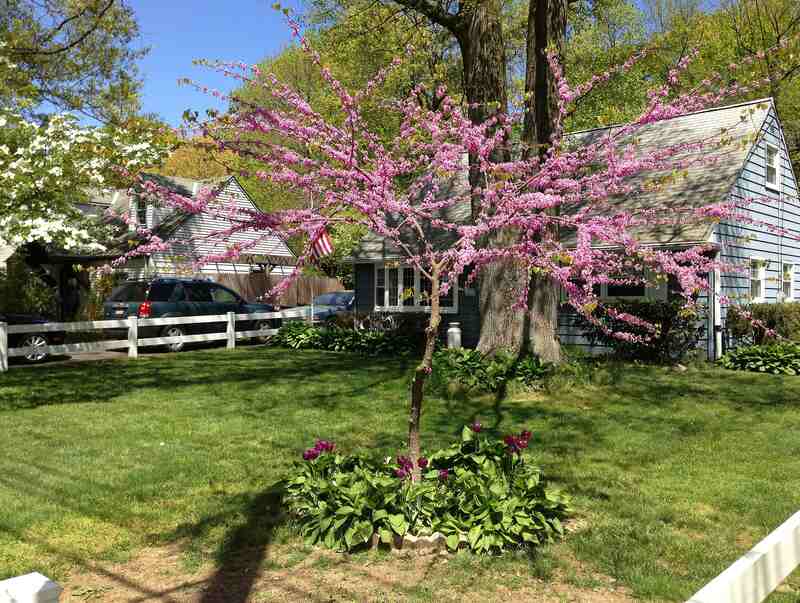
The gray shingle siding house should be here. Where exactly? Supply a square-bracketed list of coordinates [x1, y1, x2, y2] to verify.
[350, 98, 800, 360]
[91, 174, 296, 279]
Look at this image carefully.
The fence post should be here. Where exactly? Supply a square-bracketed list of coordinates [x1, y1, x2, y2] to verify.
[226, 312, 236, 349]
[128, 316, 138, 359]
[0, 322, 7, 372]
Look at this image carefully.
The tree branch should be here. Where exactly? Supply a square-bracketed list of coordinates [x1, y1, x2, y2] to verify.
[7, 0, 116, 57]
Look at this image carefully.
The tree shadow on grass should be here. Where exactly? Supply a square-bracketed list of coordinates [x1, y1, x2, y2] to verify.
[0, 349, 413, 413]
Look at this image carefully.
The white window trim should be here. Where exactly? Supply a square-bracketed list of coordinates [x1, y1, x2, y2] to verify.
[374, 263, 459, 314]
[781, 262, 795, 302]
[765, 143, 781, 192]
[750, 257, 767, 303]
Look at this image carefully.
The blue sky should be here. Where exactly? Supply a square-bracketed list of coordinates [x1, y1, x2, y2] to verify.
[135, 0, 302, 125]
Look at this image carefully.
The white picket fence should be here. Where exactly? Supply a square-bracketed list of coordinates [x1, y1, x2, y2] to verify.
[0, 307, 310, 372]
[687, 509, 800, 603]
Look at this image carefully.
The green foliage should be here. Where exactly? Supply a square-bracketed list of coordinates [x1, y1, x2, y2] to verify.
[1, 0, 147, 123]
[269, 321, 416, 357]
[0, 260, 57, 316]
[719, 342, 800, 376]
[432, 348, 554, 393]
[726, 303, 800, 345]
[283, 430, 571, 554]
[574, 299, 704, 363]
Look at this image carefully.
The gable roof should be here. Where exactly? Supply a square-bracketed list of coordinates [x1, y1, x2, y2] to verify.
[562, 97, 773, 247]
[351, 98, 774, 261]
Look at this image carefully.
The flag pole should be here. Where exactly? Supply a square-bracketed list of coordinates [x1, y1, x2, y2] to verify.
[309, 191, 314, 325]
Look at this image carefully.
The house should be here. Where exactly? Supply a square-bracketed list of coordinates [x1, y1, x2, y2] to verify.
[91, 174, 296, 280]
[349, 98, 800, 360]
[7, 174, 295, 318]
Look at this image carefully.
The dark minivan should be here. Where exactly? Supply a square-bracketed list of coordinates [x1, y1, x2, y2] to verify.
[103, 278, 281, 352]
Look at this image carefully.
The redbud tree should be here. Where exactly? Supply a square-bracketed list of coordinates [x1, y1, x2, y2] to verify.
[126, 23, 799, 478]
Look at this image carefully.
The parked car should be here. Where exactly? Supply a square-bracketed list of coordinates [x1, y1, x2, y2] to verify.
[0, 312, 66, 364]
[290, 291, 355, 325]
[103, 278, 281, 352]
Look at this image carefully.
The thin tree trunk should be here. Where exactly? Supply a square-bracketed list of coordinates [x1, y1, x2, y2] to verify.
[408, 265, 441, 481]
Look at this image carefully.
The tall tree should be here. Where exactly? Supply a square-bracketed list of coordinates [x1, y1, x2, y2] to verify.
[0, 0, 146, 123]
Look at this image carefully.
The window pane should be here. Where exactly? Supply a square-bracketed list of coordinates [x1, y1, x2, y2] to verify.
[751, 279, 762, 299]
[441, 275, 454, 307]
[387, 268, 398, 306]
[186, 283, 213, 302]
[750, 263, 760, 279]
[376, 268, 385, 307]
[402, 268, 415, 306]
[420, 274, 432, 306]
[607, 283, 646, 297]
[211, 286, 239, 303]
[783, 264, 793, 280]
[147, 282, 177, 302]
[783, 281, 792, 297]
[109, 282, 147, 302]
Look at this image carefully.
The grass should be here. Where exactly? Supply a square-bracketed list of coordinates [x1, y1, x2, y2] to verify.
[1, 346, 800, 601]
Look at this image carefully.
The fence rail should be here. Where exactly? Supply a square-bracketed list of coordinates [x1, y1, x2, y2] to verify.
[687, 509, 800, 603]
[0, 307, 309, 372]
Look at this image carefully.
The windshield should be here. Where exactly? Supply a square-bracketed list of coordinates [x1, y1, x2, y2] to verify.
[312, 292, 353, 306]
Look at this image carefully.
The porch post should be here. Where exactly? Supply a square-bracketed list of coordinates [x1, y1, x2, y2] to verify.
[0, 321, 8, 372]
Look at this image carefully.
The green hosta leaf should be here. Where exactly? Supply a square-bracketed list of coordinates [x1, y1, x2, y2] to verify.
[335, 505, 355, 516]
[388, 513, 408, 535]
[461, 425, 475, 443]
[446, 533, 460, 550]
[379, 528, 393, 544]
[468, 525, 482, 549]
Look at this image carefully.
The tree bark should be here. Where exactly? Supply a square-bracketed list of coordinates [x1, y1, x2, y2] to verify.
[408, 265, 441, 481]
[519, 0, 568, 364]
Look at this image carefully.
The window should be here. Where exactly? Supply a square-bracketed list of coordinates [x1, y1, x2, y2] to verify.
[749, 258, 766, 302]
[765, 144, 781, 191]
[186, 283, 213, 302]
[108, 282, 148, 302]
[147, 282, 180, 302]
[374, 263, 458, 313]
[210, 285, 241, 304]
[781, 263, 795, 301]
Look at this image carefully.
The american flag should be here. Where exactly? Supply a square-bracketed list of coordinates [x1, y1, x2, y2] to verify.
[311, 227, 334, 259]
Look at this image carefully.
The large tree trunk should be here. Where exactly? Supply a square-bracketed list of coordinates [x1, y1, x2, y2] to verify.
[453, 1, 528, 355]
[519, 0, 569, 364]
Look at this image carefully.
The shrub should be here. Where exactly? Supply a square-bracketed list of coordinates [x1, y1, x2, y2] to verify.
[432, 348, 553, 392]
[726, 303, 800, 345]
[269, 321, 417, 356]
[0, 260, 58, 317]
[719, 342, 800, 375]
[573, 299, 704, 363]
[283, 427, 571, 554]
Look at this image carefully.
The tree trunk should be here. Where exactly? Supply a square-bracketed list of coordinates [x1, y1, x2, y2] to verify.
[519, 0, 569, 364]
[408, 265, 441, 481]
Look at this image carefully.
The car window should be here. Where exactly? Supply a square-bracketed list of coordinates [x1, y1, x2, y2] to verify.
[108, 282, 148, 302]
[313, 292, 353, 306]
[210, 285, 241, 304]
[147, 282, 178, 302]
[185, 283, 213, 302]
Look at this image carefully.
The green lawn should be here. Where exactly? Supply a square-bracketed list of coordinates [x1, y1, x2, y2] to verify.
[1, 347, 799, 601]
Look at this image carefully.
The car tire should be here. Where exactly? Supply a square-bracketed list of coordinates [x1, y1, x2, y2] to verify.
[162, 326, 186, 353]
[20, 334, 49, 363]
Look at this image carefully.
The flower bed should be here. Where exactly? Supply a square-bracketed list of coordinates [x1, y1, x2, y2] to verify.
[283, 424, 571, 554]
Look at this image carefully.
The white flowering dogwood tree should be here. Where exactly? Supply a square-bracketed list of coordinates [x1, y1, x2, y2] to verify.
[0, 109, 168, 254]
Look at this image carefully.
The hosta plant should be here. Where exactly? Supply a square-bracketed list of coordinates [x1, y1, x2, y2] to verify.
[282, 426, 571, 554]
[719, 342, 800, 375]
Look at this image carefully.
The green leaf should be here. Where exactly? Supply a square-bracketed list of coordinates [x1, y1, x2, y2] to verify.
[468, 525, 482, 548]
[446, 533, 460, 550]
[388, 513, 408, 535]
[335, 505, 355, 515]
[379, 528, 393, 544]
[461, 425, 475, 443]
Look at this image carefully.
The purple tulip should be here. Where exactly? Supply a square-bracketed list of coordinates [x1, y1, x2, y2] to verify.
[438, 468, 449, 481]
[418, 457, 429, 469]
[520, 430, 532, 442]
[470, 421, 482, 433]
[303, 448, 320, 461]
[314, 439, 335, 453]
[395, 468, 408, 479]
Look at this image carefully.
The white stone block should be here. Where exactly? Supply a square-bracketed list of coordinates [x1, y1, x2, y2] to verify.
[0, 572, 62, 603]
